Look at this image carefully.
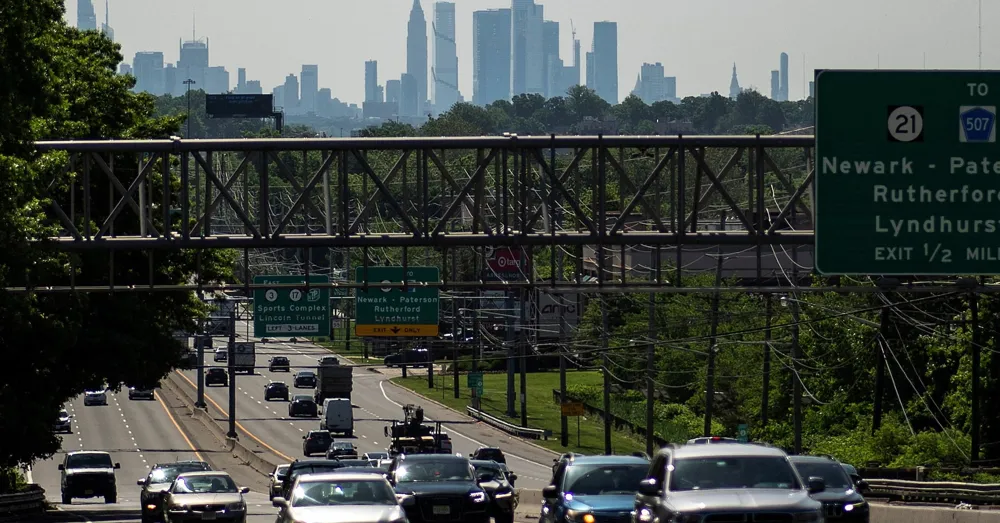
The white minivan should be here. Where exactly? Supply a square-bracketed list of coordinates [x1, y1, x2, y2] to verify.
[320, 398, 353, 436]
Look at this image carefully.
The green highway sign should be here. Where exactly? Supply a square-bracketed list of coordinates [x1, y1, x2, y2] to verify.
[467, 372, 484, 395]
[355, 267, 440, 337]
[253, 275, 330, 338]
[737, 423, 749, 443]
[816, 70, 1000, 275]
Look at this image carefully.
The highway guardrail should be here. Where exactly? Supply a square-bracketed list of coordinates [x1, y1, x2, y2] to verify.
[866, 478, 1000, 504]
[0, 485, 45, 521]
[465, 406, 551, 440]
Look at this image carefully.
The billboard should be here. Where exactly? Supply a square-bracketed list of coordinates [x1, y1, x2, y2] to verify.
[206, 94, 274, 118]
[535, 291, 581, 337]
[484, 247, 526, 281]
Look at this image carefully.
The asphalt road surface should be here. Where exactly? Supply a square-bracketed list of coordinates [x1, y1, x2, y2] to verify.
[175, 321, 557, 490]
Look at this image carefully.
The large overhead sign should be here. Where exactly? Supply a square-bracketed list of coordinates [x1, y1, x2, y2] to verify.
[815, 70, 1000, 275]
[355, 267, 439, 337]
[253, 275, 330, 337]
[206, 94, 274, 118]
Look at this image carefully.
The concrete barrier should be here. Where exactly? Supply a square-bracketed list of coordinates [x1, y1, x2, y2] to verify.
[517, 489, 543, 508]
[227, 437, 279, 476]
[872, 504, 1000, 523]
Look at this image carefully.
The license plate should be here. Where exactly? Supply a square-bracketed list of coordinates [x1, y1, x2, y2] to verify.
[83, 490, 93, 495]
[202, 512, 217, 520]
[433, 506, 451, 515]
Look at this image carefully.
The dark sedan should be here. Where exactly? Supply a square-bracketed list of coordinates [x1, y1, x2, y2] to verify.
[137, 461, 211, 523]
[471, 460, 517, 523]
[205, 368, 228, 387]
[264, 382, 289, 401]
[302, 430, 334, 457]
[293, 371, 316, 388]
[269, 356, 290, 372]
[790, 456, 869, 523]
[288, 395, 318, 417]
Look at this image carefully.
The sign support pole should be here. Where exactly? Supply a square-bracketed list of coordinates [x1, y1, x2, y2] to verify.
[196, 319, 206, 409]
[227, 309, 237, 439]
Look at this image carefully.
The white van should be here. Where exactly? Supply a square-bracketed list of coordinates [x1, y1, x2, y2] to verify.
[321, 398, 353, 436]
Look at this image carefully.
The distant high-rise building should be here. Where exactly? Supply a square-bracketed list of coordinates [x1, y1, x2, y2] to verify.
[432, 2, 459, 113]
[511, 0, 544, 96]
[365, 60, 380, 103]
[664, 77, 677, 101]
[632, 62, 670, 104]
[809, 80, 815, 99]
[272, 85, 286, 110]
[386, 79, 402, 104]
[406, 0, 429, 115]
[163, 64, 177, 96]
[283, 74, 300, 113]
[300, 65, 319, 113]
[77, 0, 97, 30]
[473, 8, 511, 106]
[779, 52, 789, 101]
[400, 73, 418, 117]
[244, 81, 262, 95]
[590, 21, 618, 104]
[99, 0, 113, 41]
[236, 68, 247, 93]
[178, 39, 209, 95]
[205, 66, 229, 94]
[542, 21, 559, 98]
[729, 63, 741, 99]
[119, 63, 132, 76]
[317, 88, 333, 117]
[132, 51, 165, 95]
[770, 70, 780, 100]
[585, 52, 595, 88]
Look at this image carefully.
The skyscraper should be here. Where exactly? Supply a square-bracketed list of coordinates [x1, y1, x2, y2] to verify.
[770, 70, 780, 100]
[300, 65, 319, 114]
[779, 52, 789, 101]
[400, 73, 418, 116]
[542, 21, 559, 98]
[283, 74, 300, 114]
[365, 60, 380, 103]
[178, 39, 209, 95]
[590, 21, 618, 104]
[511, 0, 544, 96]
[406, 0, 429, 115]
[473, 9, 512, 106]
[729, 63, 741, 99]
[237, 68, 247, 93]
[77, 0, 97, 30]
[432, 2, 459, 113]
[99, 0, 114, 41]
[132, 52, 165, 95]
[386, 79, 402, 104]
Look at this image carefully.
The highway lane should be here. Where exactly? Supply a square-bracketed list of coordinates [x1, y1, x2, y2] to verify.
[182, 323, 556, 489]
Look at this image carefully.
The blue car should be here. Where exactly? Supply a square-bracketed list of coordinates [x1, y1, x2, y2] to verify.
[541, 455, 649, 523]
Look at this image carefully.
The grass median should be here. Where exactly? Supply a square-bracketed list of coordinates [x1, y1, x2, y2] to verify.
[392, 371, 645, 455]
[310, 322, 380, 365]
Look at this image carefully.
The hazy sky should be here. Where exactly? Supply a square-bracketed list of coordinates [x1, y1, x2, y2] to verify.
[68, 0, 994, 104]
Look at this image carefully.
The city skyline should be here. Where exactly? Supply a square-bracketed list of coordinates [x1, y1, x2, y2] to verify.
[66, 0, 994, 105]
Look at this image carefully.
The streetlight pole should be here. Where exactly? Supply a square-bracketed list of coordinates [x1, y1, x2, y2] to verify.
[183, 79, 196, 137]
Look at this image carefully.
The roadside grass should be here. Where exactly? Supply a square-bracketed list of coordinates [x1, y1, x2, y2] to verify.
[393, 371, 646, 455]
[309, 322, 380, 365]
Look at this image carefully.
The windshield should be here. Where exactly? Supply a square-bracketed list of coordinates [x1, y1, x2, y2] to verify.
[288, 464, 348, 483]
[564, 464, 646, 495]
[293, 395, 313, 402]
[173, 474, 238, 494]
[336, 460, 372, 467]
[308, 433, 332, 442]
[367, 453, 388, 460]
[473, 463, 505, 479]
[67, 453, 112, 469]
[59, 410, 69, 418]
[396, 460, 473, 482]
[291, 479, 396, 507]
[333, 442, 353, 449]
[791, 461, 853, 490]
[298, 372, 315, 377]
[670, 457, 800, 491]
[149, 464, 207, 484]
[276, 465, 290, 479]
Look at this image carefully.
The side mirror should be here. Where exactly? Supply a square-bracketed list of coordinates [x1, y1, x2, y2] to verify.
[137, 479, 145, 486]
[58, 464, 65, 471]
[272, 497, 288, 508]
[857, 479, 869, 491]
[638, 478, 660, 496]
[509, 473, 518, 481]
[302, 435, 307, 440]
[807, 476, 826, 494]
[384, 427, 389, 437]
[240, 487, 250, 494]
[114, 463, 121, 469]
[400, 495, 416, 507]
[542, 485, 559, 500]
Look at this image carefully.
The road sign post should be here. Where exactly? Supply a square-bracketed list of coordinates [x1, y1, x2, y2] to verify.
[737, 423, 749, 443]
[355, 267, 440, 337]
[561, 402, 585, 446]
[253, 275, 330, 338]
[816, 70, 1000, 275]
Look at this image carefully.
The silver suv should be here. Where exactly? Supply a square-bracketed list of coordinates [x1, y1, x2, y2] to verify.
[633, 443, 824, 523]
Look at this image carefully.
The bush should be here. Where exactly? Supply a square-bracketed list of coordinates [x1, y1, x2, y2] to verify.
[0, 467, 26, 494]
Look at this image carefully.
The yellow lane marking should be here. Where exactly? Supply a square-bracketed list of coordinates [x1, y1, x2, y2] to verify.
[155, 392, 205, 462]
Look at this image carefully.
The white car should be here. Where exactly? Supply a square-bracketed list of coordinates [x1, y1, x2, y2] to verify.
[83, 390, 108, 406]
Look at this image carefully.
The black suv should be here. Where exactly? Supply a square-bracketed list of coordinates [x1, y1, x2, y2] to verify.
[279, 459, 349, 499]
[205, 368, 228, 386]
[264, 382, 290, 401]
[269, 356, 291, 372]
[288, 395, 318, 417]
[388, 454, 490, 523]
[294, 370, 317, 388]
[789, 456, 869, 523]
[59, 451, 121, 504]
[302, 430, 334, 457]
[471, 460, 517, 523]
[137, 460, 211, 522]
[326, 441, 359, 460]
[633, 444, 824, 523]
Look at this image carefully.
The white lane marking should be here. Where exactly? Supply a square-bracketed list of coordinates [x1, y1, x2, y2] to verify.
[378, 380, 547, 469]
[55, 505, 95, 522]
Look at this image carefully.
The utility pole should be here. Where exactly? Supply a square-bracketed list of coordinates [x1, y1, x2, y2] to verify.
[452, 252, 459, 399]
[646, 251, 657, 456]
[872, 306, 889, 434]
[971, 291, 981, 463]
[601, 300, 611, 455]
[791, 294, 802, 454]
[183, 79, 196, 138]
[195, 319, 206, 408]
[227, 309, 237, 439]
[761, 294, 773, 427]
[703, 252, 724, 436]
[519, 286, 528, 427]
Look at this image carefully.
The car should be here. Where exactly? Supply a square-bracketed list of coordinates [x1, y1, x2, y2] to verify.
[363, 451, 389, 466]
[128, 387, 155, 400]
[302, 430, 334, 457]
[632, 444, 824, 523]
[325, 441, 359, 460]
[269, 356, 291, 372]
[327, 459, 372, 468]
[471, 447, 506, 464]
[471, 460, 518, 523]
[213, 348, 228, 362]
[686, 436, 739, 444]
[387, 453, 490, 523]
[278, 460, 351, 499]
[137, 461, 212, 523]
[293, 370, 317, 388]
[59, 451, 121, 504]
[789, 456, 870, 523]
[268, 464, 290, 501]
[205, 368, 228, 386]
[384, 348, 432, 368]
[541, 454, 649, 523]
[54, 409, 73, 433]
[161, 471, 248, 522]
[264, 382, 290, 401]
[288, 395, 318, 418]
[272, 472, 410, 523]
[83, 389, 108, 406]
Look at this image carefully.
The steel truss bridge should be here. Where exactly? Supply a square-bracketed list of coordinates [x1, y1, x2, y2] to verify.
[21, 135, 827, 294]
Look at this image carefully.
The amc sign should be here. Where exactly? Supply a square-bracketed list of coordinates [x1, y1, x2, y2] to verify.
[536, 291, 581, 329]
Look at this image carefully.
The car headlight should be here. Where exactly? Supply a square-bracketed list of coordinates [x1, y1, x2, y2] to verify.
[227, 502, 245, 511]
[794, 512, 821, 523]
[494, 490, 513, 498]
[168, 502, 185, 510]
[566, 509, 596, 523]
[844, 502, 868, 512]
[469, 491, 487, 503]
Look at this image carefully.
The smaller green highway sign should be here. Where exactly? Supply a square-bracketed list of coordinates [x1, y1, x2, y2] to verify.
[355, 267, 440, 337]
[253, 275, 330, 338]
[467, 372, 484, 395]
[816, 70, 1000, 275]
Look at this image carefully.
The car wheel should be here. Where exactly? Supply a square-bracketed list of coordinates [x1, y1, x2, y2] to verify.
[61, 492, 71, 504]
[105, 493, 116, 504]
[496, 513, 515, 523]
